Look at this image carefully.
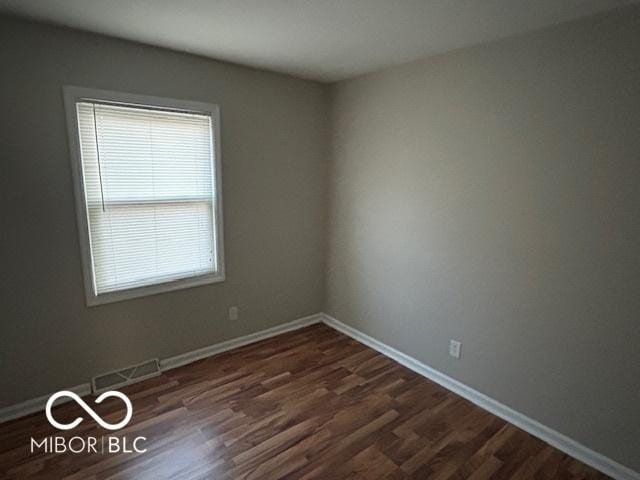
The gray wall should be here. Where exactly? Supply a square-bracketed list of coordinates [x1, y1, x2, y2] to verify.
[0, 16, 328, 407]
[326, 6, 640, 471]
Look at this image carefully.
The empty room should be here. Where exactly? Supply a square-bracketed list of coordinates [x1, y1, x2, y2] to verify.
[0, 1, 638, 479]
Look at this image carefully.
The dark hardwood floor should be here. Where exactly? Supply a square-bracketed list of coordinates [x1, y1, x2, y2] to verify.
[0, 324, 610, 479]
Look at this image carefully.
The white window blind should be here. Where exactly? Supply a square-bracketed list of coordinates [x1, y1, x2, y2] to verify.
[73, 98, 222, 300]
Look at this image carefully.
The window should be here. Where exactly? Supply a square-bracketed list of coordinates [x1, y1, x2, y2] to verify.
[64, 87, 224, 306]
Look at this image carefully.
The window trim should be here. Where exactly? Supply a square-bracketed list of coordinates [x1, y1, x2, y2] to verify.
[63, 86, 225, 306]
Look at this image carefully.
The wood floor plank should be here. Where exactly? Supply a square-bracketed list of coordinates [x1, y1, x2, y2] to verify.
[0, 324, 612, 479]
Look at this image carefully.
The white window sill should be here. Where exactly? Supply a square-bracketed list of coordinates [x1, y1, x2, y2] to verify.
[86, 272, 225, 306]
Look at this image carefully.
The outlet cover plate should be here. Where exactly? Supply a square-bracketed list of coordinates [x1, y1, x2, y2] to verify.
[450, 340, 462, 359]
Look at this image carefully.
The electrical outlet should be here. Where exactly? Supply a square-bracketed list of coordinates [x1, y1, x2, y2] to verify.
[449, 340, 462, 359]
[228, 306, 239, 321]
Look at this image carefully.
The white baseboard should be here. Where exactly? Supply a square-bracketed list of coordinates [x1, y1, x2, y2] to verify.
[0, 383, 92, 424]
[321, 313, 639, 480]
[0, 313, 323, 424]
[159, 313, 323, 371]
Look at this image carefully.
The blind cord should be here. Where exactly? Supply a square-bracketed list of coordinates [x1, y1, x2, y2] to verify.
[92, 104, 107, 212]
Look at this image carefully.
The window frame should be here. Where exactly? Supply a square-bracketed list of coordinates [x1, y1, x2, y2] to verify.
[63, 86, 225, 306]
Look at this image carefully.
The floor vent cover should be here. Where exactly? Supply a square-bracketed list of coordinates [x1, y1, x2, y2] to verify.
[91, 358, 160, 394]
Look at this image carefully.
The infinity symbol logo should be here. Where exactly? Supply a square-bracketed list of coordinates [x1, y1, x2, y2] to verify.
[45, 391, 133, 431]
